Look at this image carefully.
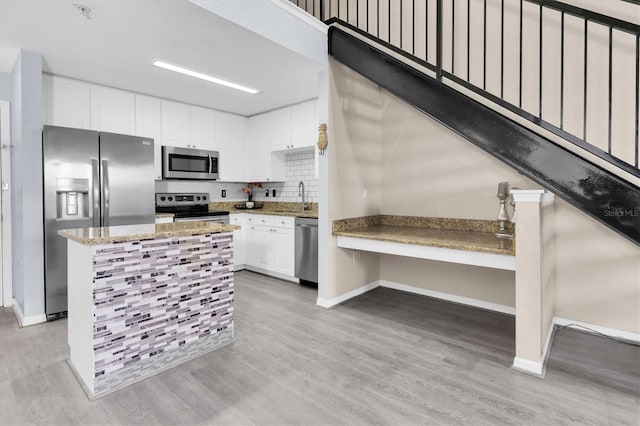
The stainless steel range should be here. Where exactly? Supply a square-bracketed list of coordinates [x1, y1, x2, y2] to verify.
[155, 192, 229, 224]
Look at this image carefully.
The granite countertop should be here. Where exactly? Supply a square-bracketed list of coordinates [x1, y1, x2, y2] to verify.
[59, 221, 240, 245]
[210, 201, 318, 219]
[155, 213, 175, 218]
[333, 215, 514, 256]
[225, 208, 318, 218]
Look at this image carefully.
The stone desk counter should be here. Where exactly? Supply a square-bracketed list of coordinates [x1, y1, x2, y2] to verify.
[333, 215, 515, 270]
[58, 221, 239, 399]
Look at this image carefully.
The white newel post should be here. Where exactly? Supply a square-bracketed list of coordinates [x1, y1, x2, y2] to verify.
[511, 189, 555, 377]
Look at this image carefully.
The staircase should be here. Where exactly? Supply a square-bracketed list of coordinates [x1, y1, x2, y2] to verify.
[289, 0, 640, 245]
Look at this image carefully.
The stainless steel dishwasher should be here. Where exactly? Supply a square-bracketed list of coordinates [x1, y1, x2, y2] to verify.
[295, 217, 318, 284]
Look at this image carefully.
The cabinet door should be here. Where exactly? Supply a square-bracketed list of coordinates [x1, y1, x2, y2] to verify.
[247, 114, 269, 181]
[189, 105, 216, 150]
[161, 100, 190, 148]
[245, 224, 257, 267]
[135, 95, 163, 180]
[269, 107, 292, 151]
[215, 111, 247, 182]
[291, 99, 317, 149]
[90, 85, 136, 134]
[42, 75, 91, 129]
[245, 223, 272, 269]
[254, 225, 274, 270]
[274, 227, 295, 276]
[230, 214, 244, 268]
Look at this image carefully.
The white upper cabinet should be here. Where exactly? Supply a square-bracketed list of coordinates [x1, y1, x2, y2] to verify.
[90, 85, 136, 134]
[189, 105, 216, 150]
[42, 75, 91, 129]
[291, 100, 317, 149]
[247, 113, 270, 182]
[135, 94, 163, 180]
[215, 111, 247, 182]
[161, 100, 190, 148]
[269, 107, 292, 152]
[248, 99, 317, 153]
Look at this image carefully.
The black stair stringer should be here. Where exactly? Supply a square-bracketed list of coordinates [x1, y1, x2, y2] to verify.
[328, 26, 639, 246]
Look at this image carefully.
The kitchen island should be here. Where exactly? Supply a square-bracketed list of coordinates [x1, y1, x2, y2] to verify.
[58, 221, 239, 399]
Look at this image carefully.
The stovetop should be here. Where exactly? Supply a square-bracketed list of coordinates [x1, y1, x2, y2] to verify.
[155, 192, 229, 217]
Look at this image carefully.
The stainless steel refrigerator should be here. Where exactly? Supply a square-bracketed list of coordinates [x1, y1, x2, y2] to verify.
[43, 125, 155, 317]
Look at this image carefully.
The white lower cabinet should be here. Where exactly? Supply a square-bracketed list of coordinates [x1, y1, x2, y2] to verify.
[230, 214, 245, 270]
[273, 226, 294, 276]
[242, 214, 296, 280]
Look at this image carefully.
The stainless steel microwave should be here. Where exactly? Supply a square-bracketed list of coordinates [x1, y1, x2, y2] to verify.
[162, 146, 219, 180]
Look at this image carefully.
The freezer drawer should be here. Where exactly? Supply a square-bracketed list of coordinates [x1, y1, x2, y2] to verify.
[294, 217, 318, 283]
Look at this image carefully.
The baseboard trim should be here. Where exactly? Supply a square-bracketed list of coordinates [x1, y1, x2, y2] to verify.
[380, 280, 516, 315]
[316, 280, 381, 308]
[553, 316, 640, 343]
[243, 266, 299, 283]
[512, 320, 555, 378]
[11, 299, 47, 327]
[512, 356, 544, 377]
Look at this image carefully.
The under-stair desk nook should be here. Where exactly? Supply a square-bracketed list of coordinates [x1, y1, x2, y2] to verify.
[318, 0, 639, 380]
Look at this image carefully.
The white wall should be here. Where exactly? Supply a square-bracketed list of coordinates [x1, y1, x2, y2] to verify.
[0, 72, 11, 101]
[10, 50, 45, 318]
[190, 0, 328, 66]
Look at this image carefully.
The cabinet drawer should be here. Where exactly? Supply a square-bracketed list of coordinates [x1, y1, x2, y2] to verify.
[272, 216, 295, 229]
[246, 215, 273, 227]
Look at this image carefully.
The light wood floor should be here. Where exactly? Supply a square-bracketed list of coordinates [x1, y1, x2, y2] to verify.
[1, 271, 638, 425]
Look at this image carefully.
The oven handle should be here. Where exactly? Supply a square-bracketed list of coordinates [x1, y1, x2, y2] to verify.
[175, 216, 229, 224]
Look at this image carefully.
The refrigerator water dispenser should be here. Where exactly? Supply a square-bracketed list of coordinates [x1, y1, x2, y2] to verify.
[56, 178, 90, 220]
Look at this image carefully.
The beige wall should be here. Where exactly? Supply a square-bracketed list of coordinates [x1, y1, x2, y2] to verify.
[376, 86, 639, 334]
[541, 199, 555, 342]
[554, 198, 639, 333]
[326, 59, 382, 300]
[379, 91, 532, 220]
[381, 256, 516, 307]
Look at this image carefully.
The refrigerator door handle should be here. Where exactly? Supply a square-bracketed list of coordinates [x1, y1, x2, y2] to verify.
[92, 159, 100, 226]
[101, 159, 110, 226]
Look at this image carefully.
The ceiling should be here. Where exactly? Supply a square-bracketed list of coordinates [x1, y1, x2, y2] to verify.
[0, 0, 324, 116]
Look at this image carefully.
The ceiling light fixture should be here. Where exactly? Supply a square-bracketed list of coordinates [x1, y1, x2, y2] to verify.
[151, 59, 261, 95]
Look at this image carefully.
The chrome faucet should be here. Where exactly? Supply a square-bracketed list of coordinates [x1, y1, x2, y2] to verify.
[298, 181, 308, 211]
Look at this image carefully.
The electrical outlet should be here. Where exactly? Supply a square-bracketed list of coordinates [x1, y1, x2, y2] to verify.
[221, 190, 226, 198]
[265, 189, 269, 197]
[272, 189, 276, 197]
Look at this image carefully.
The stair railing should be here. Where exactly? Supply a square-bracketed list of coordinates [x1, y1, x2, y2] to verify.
[289, 0, 640, 178]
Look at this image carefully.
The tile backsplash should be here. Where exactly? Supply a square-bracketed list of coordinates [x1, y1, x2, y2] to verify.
[155, 148, 318, 203]
[253, 149, 318, 203]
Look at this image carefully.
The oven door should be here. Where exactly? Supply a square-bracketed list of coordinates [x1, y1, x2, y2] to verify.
[162, 146, 219, 180]
[174, 215, 229, 225]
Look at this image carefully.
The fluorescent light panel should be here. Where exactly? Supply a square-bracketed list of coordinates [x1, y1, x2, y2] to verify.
[152, 59, 260, 95]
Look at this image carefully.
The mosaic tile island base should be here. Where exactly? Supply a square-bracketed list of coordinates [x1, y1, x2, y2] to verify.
[59, 222, 237, 399]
